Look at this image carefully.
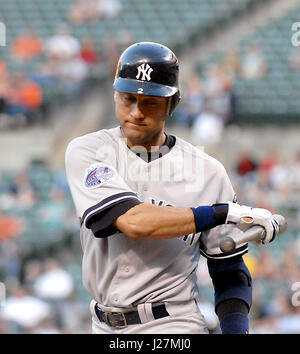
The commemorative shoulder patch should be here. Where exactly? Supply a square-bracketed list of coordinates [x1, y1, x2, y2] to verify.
[84, 163, 115, 188]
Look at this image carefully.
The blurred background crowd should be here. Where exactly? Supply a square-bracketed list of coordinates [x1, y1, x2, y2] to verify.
[1, 0, 300, 334]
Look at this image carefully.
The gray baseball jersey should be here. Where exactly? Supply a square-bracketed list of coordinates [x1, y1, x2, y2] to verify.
[65, 126, 247, 319]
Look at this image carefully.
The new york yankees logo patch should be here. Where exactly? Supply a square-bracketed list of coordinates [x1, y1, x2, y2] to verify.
[136, 63, 153, 81]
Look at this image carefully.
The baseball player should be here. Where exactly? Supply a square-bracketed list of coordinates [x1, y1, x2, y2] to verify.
[65, 42, 279, 334]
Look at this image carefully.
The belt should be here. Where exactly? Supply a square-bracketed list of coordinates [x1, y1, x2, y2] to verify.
[95, 303, 169, 329]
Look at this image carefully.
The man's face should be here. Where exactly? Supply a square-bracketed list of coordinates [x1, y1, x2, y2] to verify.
[114, 91, 168, 148]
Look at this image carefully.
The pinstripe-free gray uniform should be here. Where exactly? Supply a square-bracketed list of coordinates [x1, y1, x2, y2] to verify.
[65, 126, 246, 333]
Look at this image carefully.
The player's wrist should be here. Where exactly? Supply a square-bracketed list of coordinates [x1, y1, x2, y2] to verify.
[191, 204, 228, 233]
[212, 203, 229, 224]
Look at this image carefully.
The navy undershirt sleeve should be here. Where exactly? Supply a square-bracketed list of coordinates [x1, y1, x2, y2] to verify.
[87, 198, 142, 238]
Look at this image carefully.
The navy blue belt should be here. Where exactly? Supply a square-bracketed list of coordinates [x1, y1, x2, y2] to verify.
[95, 303, 169, 329]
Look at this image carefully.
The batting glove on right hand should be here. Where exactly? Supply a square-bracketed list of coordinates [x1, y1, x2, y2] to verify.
[226, 202, 279, 244]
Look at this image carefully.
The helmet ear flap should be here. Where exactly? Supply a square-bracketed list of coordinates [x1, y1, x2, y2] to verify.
[168, 91, 181, 116]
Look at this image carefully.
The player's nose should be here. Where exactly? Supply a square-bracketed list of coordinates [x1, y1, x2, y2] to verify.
[130, 102, 145, 119]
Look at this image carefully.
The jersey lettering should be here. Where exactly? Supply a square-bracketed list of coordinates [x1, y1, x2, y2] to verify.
[181, 233, 197, 246]
[150, 198, 174, 207]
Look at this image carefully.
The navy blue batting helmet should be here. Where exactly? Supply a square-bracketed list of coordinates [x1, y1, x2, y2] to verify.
[113, 42, 180, 115]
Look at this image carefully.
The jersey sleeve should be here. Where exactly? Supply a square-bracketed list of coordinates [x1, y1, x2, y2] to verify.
[65, 137, 141, 237]
[199, 163, 248, 260]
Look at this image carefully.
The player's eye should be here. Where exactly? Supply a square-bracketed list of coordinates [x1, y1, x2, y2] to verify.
[145, 100, 159, 107]
[123, 95, 136, 102]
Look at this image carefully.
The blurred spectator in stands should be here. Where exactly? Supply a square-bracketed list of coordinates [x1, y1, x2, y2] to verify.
[250, 285, 277, 333]
[45, 26, 81, 61]
[11, 28, 43, 62]
[102, 31, 134, 80]
[288, 46, 300, 70]
[1, 285, 51, 332]
[0, 60, 6, 78]
[290, 151, 300, 190]
[221, 48, 241, 79]
[103, 35, 122, 80]
[44, 27, 88, 94]
[57, 54, 88, 86]
[98, 0, 122, 19]
[23, 261, 42, 290]
[236, 151, 257, 176]
[0, 73, 43, 126]
[180, 66, 230, 150]
[33, 258, 74, 300]
[0, 214, 22, 242]
[117, 30, 135, 56]
[68, 0, 122, 23]
[0, 73, 12, 109]
[0, 71, 40, 128]
[0, 69, 9, 122]
[240, 42, 268, 80]
[281, 246, 300, 283]
[191, 110, 225, 149]
[0, 74, 27, 126]
[203, 64, 233, 122]
[2, 239, 22, 280]
[269, 158, 291, 191]
[38, 187, 71, 229]
[30, 57, 60, 89]
[174, 74, 204, 127]
[17, 73, 43, 116]
[7, 171, 36, 210]
[68, 0, 101, 24]
[252, 249, 281, 281]
[190, 66, 232, 149]
[258, 147, 279, 178]
[80, 37, 100, 66]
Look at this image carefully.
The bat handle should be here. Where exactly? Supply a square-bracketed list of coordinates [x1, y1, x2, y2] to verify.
[219, 214, 287, 254]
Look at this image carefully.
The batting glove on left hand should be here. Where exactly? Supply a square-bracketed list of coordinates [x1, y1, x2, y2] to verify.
[226, 202, 279, 244]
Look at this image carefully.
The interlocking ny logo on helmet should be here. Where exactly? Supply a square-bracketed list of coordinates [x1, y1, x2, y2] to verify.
[136, 63, 153, 81]
[113, 41, 181, 116]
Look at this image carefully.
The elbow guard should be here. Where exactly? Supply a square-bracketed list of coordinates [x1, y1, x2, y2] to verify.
[207, 256, 252, 312]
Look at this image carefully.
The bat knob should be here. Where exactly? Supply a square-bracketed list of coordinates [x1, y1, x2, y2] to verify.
[219, 236, 236, 254]
[273, 214, 287, 234]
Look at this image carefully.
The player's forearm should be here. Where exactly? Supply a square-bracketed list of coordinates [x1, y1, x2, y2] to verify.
[113, 203, 196, 239]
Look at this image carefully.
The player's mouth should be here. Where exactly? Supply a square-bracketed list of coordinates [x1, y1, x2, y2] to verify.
[126, 121, 147, 127]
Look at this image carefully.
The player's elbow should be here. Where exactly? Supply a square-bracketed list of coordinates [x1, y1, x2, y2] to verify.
[118, 218, 154, 239]
[114, 204, 155, 239]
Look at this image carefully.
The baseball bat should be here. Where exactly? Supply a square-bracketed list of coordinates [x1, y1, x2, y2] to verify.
[219, 214, 287, 254]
